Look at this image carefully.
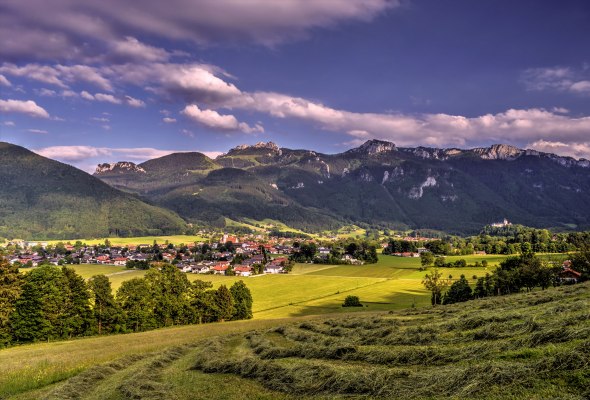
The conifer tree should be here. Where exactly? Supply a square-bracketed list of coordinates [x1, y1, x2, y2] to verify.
[61, 266, 93, 337]
[88, 275, 120, 334]
[213, 285, 234, 322]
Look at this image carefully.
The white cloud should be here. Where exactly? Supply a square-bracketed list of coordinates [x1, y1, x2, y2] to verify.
[124, 95, 145, 107]
[0, 99, 50, 118]
[1, 0, 397, 62]
[182, 104, 263, 133]
[163, 117, 177, 123]
[2, 121, 15, 126]
[0, 63, 66, 87]
[0, 74, 11, 86]
[0, 63, 113, 91]
[80, 90, 95, 100]
[37, 88, 57, 97]
[522, 66, 590, 95]
[110, 37, 170, 62]
[28, 128, 48, 134]
[94, 93, 121, 104]
[91, 116, 110, 122]
[570, 80, 590, 94]
[527, 139, 590, 160]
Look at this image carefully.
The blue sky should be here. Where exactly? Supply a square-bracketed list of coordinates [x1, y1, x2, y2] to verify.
[0, 0, 589, 172]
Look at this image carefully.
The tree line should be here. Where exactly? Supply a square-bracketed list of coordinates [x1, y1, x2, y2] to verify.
[0, 261, 252, 347]
[423, 249, 590, 306]
[384, 226, 590, 256]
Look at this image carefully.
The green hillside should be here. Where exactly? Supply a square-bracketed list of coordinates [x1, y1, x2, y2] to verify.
[4, 281, 588, 399]
[0, 142, 186, 239]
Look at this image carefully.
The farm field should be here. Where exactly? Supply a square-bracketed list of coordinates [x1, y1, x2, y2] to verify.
[44, 235, 209, 246]
[62, 252, 569, 320]
[4, 281, 588, 399]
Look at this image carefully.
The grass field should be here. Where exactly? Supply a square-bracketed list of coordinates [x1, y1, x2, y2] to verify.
[45, 235, 209, 246]
[4, 281, 588, 399]
[62, 253, 568, 320]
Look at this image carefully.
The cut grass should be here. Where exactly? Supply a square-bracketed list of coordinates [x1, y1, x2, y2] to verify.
[193, 282, 590, 399]
[0, 317, 316, 398]
[4, 282, 588, 399]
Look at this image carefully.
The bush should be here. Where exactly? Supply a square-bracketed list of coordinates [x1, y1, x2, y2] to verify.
[342, 295, 362, 307]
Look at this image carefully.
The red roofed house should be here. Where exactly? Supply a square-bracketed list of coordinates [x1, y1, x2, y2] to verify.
[234, 265, 252, 277]
[96, 255, 110, 264]
[113, 257, 128, 266]
[213, 262, 230, 275]
[560, 261, 582, 284]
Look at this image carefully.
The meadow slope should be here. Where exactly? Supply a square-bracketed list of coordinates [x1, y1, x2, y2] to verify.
[3, 281, 588, 399]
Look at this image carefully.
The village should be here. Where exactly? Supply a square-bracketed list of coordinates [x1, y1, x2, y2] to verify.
[2, 232, 396, 276]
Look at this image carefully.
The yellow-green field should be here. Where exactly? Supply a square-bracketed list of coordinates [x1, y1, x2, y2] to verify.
[62, 253, 538, 320]
[35, 253, 568, 321]
[44, 235, 209, 246]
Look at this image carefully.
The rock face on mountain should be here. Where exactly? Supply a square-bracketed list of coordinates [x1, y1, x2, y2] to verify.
[0, 142, 186, 239]
[95, 162, 146, 174]
[94, 140, 590, 234]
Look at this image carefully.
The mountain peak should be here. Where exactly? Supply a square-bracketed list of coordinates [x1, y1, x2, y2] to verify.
[232, 141, 280, 152]
[350, 139, 396, 155]
[95, 161, 146, 175]
[472, 144, 524, 160]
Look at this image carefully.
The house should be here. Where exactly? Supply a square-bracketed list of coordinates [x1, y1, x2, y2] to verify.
[560, 261, 581, 284]
[264, 264, 284, 274]
[318, 247, 330, 255]
[192, 265, 211, 274]
[96, 255, 110, 264]
[234, 265, 252, 277]
[213, 262, 230, 275]
[113, 257, 127, 266]
[180, 264, 194, 273]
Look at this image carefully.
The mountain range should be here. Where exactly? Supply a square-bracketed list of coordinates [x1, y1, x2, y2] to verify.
[1, 139, 588, 240]
[92, 140, 590, 235]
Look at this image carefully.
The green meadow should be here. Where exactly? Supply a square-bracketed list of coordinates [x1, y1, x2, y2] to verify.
[57, 253, 570, 320]
[59, 253, 568, 321]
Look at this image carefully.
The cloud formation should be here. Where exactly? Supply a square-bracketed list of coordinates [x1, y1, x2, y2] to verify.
[522, 66, 590, 95]
[0, 75, 11, 86]
[182, 104, 263, 133]
[526, 140, 590, 160]
[0, 0, 397, 61]
[0, 99, 50, 118]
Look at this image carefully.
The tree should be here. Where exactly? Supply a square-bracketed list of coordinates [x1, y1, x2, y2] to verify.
[422, 268, 450, 306]
[212, 285, 234, 322]
[11, 265, 69, 342]
[88, 275, 120, 335]
[230, 281, 253, 320]
[145, 264, 191, 327]
[420, 252, 434, 268]
[434, 256, 446, 268]
[189, 280, 214, 324]
[61, 266, 93, 338]
[443, 275, 473, 304]
[116, 278, 156, 332]
[0, 260, 22, 346]
[342, 295, 362, 307]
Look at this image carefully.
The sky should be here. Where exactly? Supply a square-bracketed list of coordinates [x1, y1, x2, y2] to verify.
[0, 0, 589, 172]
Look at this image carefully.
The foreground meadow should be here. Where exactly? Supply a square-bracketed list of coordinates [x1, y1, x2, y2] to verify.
[4, 281, 588, 399]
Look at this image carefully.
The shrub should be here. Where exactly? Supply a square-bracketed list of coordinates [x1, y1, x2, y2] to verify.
[342, 295, 362, 307]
